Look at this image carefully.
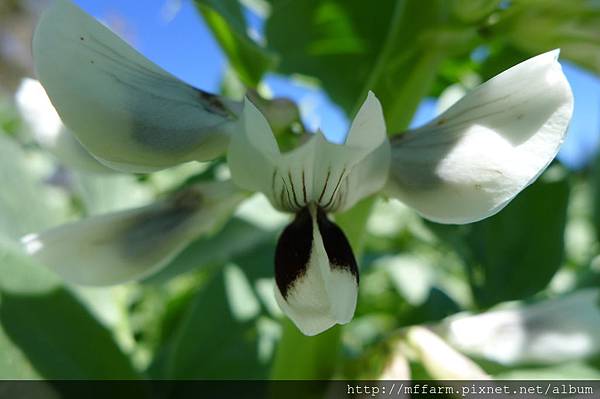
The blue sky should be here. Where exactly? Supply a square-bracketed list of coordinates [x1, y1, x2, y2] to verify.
[74, 0, 600, 170]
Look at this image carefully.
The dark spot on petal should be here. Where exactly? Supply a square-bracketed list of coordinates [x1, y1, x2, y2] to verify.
[171, 186, 203, 211]
[275, 207, 312, 298]
[120, 188, 203, 259]
[436, 118, 448, 126]
[80, 36, 84, 41]
[316, 207, 359, 283]
[196, 89, 231, 118]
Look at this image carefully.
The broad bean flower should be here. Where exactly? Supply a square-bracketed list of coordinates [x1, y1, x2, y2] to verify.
[22, 0, 573, 335]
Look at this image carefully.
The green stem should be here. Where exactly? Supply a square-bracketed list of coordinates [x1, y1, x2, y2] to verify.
[386, 49, 446, 133]
[269, 320, 342, 380]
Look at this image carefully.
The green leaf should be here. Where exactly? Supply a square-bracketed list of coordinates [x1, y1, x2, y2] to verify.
[496, 0, 600, 74]
[161, 242, 277, 379]
[430, 170, 570, 308]
[0, 242, 139, 379]
[265, 0, 474, 130]
[478, 44, 532, 82]
[195, 0, 277, 87]
[0, 326, 42, 379]
[270, 320, 342, 380]
[407, 288, 462, 326]
[450, 0, 501, 23]
[266, 0, 391, 113]
[467, 175, 570, 307]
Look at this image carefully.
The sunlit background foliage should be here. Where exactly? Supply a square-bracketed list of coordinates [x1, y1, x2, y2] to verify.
[1, 0, 600, 382]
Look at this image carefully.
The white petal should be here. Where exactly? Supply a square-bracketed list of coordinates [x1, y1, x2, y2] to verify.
[443, 289, 600, 365]
[21, 181, 244, 285]
[405, 326, 490, 380]
[33, 0, 241, 173]
[346, 91, 388, 148]
[273, 206, 358, 336]
[341, 92, 391, 210]
[379, 344, 411, 380]
[16, 78, 115, 173]
[275, 131, 359, 212]
[227, 98, 279, 196]
[387, 50, 574, 224]
[228, 93, 389, 213]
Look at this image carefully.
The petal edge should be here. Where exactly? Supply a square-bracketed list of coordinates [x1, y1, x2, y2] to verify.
[387, 50, 573, 224]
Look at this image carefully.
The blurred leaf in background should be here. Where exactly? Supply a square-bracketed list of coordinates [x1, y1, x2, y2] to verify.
[194, 0, 277, 87]
[429, 169, 571, 308]
[496, 0, 600, 75]
[265, 0, 476, 131]
[0, 241, 139, 379]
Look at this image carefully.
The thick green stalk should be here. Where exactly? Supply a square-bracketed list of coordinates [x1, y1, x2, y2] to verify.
[269, 320, 342, 380]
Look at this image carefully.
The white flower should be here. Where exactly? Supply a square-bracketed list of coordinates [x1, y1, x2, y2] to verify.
[25, 0, 574, 336]
[441, 289, 600, 365]
[228, 93, 390, 335]
[387, 50, 573, 224]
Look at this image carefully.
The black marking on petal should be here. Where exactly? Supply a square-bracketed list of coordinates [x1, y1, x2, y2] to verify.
[275, 207, 312, 299]
[280, 176, 294, 210]
[77, 33, 234, 154]
[318, 168, 331, 204]
[322, 167, 346, 210]
[328, 177, 349, 212]
[302, 170, 307, 204]
[279, 185, 286, 209]
[288, 170, 302, 209]
[196, 89, 233, 118]
[316, 207, 359, 283]
[121, 188, 203, 259]
[271, 169, 277, 194]
[171, 187, 204, 210]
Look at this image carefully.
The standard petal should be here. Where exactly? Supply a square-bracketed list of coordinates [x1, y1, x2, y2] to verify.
[345, 91, 388, 148]
[340, 91, 391, 210]
[306, 93, 390, 212]
[274, 206, 358, 336]
[227, 98, 279, 197]
[16, 78, 115, 173]
[230, 93, 390, 213]
[387, 50, 574, 224]
[273, 132, 365, 212]
[21, 181, 244, 285]
[33, 0, 241, 173]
